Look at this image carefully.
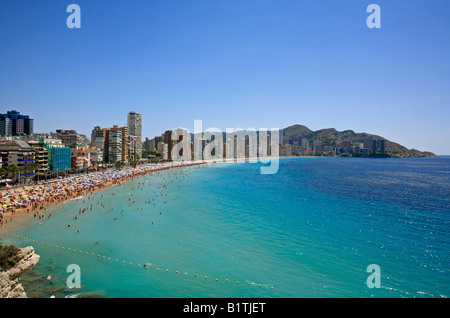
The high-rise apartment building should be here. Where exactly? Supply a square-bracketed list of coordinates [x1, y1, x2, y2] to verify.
[128, 135, 141, 160]
[127, 111, 142, 155]
[363, 137, 374, 153]
[379, 140, 386, 155]
[54, 129, 89, 149]
[91, 126, 102, 147]
[371, 139, 378, 154]
[89, 126, 107, 152]
[143, 137, 156, 153]
[164, 130, 174, 160]
[313, 140, 323, 156]
[103, 125, 128, 164]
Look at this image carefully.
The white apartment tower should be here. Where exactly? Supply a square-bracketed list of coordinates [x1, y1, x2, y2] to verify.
[127, 111, 142, 156]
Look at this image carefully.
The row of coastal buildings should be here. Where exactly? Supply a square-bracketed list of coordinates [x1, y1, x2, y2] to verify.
[281, 136, 386, 157]
[0, 109, 275, 180]
[0, 109, 389, 180]
[0, 110, 144, 180]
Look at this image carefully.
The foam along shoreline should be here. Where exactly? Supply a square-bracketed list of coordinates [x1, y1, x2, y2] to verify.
[0, 161, 207, 227]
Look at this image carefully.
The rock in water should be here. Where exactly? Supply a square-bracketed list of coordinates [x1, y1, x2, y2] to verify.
[0, 246, 40, 298]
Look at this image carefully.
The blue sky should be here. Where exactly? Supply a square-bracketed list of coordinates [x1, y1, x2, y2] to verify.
[0, 0, 449, 154]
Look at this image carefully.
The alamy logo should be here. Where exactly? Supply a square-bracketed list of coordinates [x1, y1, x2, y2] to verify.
[366, 4, 381, 29]
[366, 264, 381, 288]
[66, 264, 81, 289]
[67, 4, 81, 29]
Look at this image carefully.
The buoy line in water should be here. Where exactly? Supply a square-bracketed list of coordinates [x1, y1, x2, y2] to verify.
[0, 233, 275, 291]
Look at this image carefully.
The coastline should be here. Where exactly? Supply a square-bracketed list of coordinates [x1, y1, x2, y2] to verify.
[0, 246, 40, 298]
[1, 154, 437, 229]
[0, 161, 207, 229]
[1, 156, 447, 298]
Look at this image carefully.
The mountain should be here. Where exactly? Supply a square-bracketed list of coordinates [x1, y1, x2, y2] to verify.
[282, 125, 437, 158]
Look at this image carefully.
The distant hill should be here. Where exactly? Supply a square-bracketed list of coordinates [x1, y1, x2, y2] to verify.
[185, 124, 436, 158]
[282, 124, 437, 158]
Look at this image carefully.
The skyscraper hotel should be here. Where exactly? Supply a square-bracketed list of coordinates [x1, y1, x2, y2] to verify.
[0, 110, 34, 136]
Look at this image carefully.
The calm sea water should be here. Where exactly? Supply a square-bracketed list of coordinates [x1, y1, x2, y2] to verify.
[1, 157, 449, 298]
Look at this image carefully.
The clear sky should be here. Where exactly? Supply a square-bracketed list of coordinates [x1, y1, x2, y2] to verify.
[0, 0, 449, 154]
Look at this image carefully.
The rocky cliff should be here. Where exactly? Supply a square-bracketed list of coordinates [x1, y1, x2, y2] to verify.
[0, 246, 40, 298]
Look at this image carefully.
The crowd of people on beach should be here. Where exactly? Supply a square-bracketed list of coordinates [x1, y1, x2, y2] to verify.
[0, 162, 204, 227]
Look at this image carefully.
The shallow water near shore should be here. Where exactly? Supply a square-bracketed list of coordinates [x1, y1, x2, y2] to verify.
[1, 158, 449, 298]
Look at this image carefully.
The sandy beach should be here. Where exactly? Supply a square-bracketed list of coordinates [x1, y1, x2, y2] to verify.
[0, 161, 206, 227]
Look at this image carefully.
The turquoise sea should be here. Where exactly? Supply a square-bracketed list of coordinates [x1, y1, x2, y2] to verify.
[1, 157, 449, 298]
